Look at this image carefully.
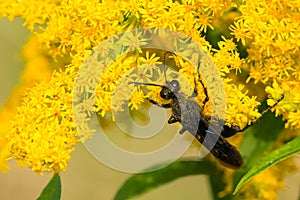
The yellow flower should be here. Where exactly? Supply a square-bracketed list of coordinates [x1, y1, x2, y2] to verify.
[230, 0, 300, 130]
[224, 80, 261, 128]
[0, 36, 53, 172]
[213, 36, 244, 74]
[8, 70, 77, 174]
[229, 21, 249, 46]
[138, 51, 162, 65]
[265, 81, 283, 104]
[129, 88, 146, 110]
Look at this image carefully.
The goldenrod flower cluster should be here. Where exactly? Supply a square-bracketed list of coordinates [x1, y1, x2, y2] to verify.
[0, 36, 53, 171]
[230, 0, 300, 129]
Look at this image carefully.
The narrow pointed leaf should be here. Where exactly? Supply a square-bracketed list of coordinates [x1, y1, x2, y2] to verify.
[114, 160, 215, 200]
[234, 136, 300, 194]
[37, 173, 61, 200]
[231, 110, 285, 194]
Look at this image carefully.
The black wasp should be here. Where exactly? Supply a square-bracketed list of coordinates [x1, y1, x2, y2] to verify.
[130, 56, 282, 169]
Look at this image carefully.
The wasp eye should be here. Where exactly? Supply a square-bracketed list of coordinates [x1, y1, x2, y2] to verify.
[160, 87, 172, 99]
[170, 80, 180, 91]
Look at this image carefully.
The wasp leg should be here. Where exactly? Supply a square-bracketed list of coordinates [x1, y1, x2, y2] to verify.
[178, 128, 187, 135]
[148, 98, 172, 108]
[260, 95, 284, 115]
[168, 115, 178, 123]
[163, 51, 175, 65]
[227, 95, 285, 133]
[198, 79, 209, 106]
[192, 61, 209, 106]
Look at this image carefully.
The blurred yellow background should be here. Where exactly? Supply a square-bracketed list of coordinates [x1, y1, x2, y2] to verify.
[0, 18, 299, 200]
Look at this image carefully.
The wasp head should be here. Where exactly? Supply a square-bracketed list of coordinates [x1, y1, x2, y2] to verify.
[129, 79, 180, 100]
[160, 80, 180, 99]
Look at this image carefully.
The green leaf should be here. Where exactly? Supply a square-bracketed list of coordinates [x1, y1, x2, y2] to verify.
[212, 109, 285, 199]
[234, 135, 300, 194]
[231, 110, 285, 189]
[114, 160, 215, 200]
[240, 110, 285, 168]
[37, 173, 61, 200]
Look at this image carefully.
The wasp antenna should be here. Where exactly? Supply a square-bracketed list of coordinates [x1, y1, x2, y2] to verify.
[163, 51, 175, 65]
[163, 68, 168, 83]
[163, 51, 177, 84]
[129, 81, 164, 88]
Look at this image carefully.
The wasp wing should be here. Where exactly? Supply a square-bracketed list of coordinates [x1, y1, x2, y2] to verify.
[195, 125, 243, 169]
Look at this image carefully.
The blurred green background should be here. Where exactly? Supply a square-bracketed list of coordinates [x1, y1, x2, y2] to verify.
[0, 18, 299, 200]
